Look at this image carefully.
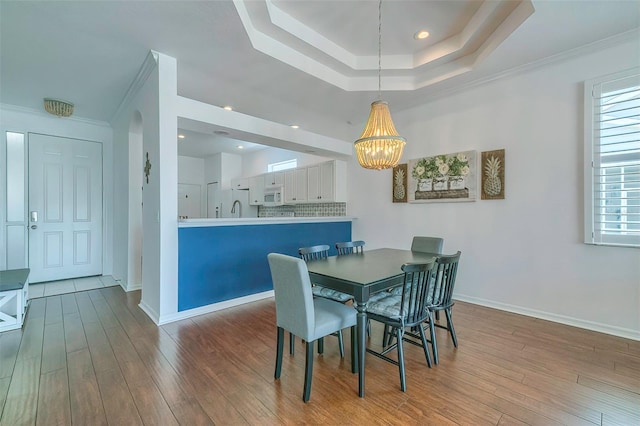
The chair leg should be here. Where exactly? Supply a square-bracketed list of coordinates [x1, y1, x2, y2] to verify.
[428, 311, 439, 365]
[417, 323, 433, 368]
[303, 340, 314, 402]
[337, 330, 345, 358]
[435, 311, 440, 321]
[396, 328, 406, 392]
[350, 326, 358, 374]
[275, 327, 284, 379]
[289, 332, 295, 355]
[318, 337, 324, 354]
[445, 308, 458, 347]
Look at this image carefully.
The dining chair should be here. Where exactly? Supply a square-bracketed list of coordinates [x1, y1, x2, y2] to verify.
[410, 236, 444, 254]
[268, 253, 357, 402]
[423, 251, 461, 365]
[298, 245, 353, 357]
[335, 240, 365, 255]
[364, 260, 437, 392]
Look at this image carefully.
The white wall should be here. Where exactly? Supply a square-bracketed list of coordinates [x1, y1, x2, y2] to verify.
[111, 52, 179, 324]
[0, 105, 114, 275]
[348, 37, 640, 339]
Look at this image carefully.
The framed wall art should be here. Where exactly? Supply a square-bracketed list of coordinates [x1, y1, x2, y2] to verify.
[407, 150, 477, 203]
[392, 163, 408, 203]
[481, 149, 505, 200]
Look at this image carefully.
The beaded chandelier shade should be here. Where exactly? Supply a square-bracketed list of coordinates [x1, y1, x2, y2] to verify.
[354, 101, 406, 170]
[354, 0, 406, 170]
[44, 98, 74, 117]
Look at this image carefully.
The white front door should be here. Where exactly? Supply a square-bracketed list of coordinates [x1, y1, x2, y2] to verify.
[28, 134, 103, 283]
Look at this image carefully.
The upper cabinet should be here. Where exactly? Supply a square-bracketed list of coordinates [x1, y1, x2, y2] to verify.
[248, 160, 346, 206]
[284, 168, 308, 203]
[264, 171, 284, 188]
[307, 160, 346, 203]
[230, 177, 249, 190]
[249, 175, 265, 205]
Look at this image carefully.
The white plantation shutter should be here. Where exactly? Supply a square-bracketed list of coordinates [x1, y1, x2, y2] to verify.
[585, 68, 640, 247]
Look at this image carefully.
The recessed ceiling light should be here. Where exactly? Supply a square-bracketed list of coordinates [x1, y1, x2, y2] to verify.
[178, 134, 185, 139]
[290, 125, 300, 129]
[237, 145, 244, 149]
[223, 106, 233, 111]
[414, 30, 430, 40]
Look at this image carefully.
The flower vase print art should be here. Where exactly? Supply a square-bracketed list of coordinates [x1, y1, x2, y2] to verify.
[408, 150, 477, 203]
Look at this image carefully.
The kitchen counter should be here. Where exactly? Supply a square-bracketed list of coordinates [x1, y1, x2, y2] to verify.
[178, 216, 356, 227]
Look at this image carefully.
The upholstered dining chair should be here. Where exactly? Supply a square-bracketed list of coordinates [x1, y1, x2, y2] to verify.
[297, 245, 353, 357]
[335, 240, 365, 255]
[268, 253, 357, 402]
[410, 236, 444, 254]
[365, 260, 437, 392]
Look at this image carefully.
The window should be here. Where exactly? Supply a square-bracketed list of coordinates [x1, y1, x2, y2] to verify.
[584, 68, 640, 247]
[268, 159, 297, 172]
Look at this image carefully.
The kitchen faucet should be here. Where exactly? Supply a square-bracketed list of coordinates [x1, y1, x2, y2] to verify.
[231, 199, 242, 218]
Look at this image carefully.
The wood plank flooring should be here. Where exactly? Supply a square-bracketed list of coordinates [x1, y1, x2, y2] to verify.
[0, 286, 638, 425]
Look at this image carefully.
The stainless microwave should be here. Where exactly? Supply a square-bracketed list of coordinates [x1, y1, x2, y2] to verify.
[264, 186, 284, 206]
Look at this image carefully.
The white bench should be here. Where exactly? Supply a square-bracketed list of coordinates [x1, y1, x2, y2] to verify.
[0, 268, 30, 332]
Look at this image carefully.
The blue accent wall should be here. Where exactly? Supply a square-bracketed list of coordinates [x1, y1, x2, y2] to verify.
[178, 221, 351, 311]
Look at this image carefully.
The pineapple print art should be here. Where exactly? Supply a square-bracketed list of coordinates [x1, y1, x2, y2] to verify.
[392, 164, 408, 203]
[481, 149, 505, 199]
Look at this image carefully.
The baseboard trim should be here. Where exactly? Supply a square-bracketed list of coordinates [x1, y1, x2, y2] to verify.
[455, 294, 640, 341]
[157, 290, 275, 325]
[124, 282, 142, 292]
[138, 300, 160, 325]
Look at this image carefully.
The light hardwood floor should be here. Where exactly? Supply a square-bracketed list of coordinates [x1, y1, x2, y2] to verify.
[0, 286, 638, 425]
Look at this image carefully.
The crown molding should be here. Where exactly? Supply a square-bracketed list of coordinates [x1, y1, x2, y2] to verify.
[413, 28, 640, 108]
[0, 103, 111, 128]
[110, 50, 159, 123]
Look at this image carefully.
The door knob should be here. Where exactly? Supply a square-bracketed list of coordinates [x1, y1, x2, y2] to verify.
[30, 225, 38, 229]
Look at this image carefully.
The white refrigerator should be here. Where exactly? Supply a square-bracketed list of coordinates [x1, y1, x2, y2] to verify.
[207, 186, 258, 219]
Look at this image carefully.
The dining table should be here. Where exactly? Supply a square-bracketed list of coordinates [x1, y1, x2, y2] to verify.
[305, 248, 439, 397]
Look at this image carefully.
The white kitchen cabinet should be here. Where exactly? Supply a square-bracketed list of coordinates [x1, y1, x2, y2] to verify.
[249, 175, 265, 205]
[264, 171, 284, 188]
[284, 168, 308, 203]
[307, 160, 347, 202]
[230, 177, 249, 190]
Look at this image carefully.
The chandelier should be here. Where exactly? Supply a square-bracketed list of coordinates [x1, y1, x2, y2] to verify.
[44, 98, 74, 117]
[354, 0, 406, 170]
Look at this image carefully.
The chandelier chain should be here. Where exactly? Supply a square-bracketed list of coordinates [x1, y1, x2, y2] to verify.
[378, 0, 382, 99]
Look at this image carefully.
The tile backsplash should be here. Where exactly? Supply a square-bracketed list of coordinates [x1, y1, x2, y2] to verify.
[259, 202, 346, 217]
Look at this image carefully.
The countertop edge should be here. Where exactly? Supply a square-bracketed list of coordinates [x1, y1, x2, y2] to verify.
[178, 216, 357, 227]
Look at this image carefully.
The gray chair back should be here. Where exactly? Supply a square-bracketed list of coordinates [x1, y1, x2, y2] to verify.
[336, 240, 365, 255]
[411, 236, 444, 254]
[267, 253, 315, 340]
[299, 245, 329, 261]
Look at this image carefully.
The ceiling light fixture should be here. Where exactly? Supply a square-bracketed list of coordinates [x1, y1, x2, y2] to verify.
[290, 125, 300, 129]
[414, 30, 430, 40]
[354, 0, 406, 170]
[223, 106, 233, 111]
[237, 145, 244, 149]
[178, 134, 185, 139]
[43, 98, 74, 117]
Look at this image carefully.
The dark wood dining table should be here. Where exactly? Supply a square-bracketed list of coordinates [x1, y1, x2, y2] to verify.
[305, 248, 439, 397]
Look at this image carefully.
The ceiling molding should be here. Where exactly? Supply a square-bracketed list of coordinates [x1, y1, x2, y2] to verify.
[0, 103, 111, 128]
[110, 50, 159, 124]
[233, 0, 534, 91]
[405, 28, 640, 109]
